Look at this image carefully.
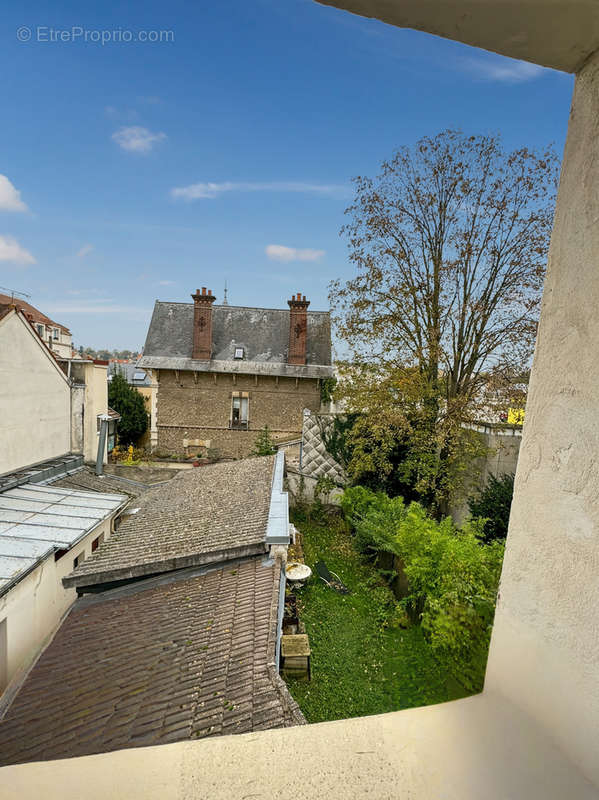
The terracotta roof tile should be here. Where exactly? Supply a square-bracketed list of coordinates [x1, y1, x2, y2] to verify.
[0, 558, 303, 766]
[0, 294, 70, 334]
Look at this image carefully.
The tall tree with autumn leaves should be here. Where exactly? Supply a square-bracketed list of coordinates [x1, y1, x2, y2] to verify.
[330, 131, 559, 513]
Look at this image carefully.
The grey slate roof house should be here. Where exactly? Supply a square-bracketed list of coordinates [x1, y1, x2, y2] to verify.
[138, 288, 334, 459]
[0, 453, 302, 765]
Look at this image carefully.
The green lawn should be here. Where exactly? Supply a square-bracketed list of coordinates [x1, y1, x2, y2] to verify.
[286, 509, 469, 723]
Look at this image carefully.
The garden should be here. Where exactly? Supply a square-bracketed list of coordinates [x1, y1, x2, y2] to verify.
[285, 484, 506, 723]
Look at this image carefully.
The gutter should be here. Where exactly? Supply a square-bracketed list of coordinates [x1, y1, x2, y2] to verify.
[266, 451, 290, 546]
[275, 559, 287, 669]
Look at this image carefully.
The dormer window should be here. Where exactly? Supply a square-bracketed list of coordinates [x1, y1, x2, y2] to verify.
[53, 328, 59, 340]
[234, 347, 244, 360]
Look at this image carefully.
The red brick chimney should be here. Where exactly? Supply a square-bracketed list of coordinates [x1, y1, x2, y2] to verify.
[191, 287, 216, 360]
[287, 292, 310, 365]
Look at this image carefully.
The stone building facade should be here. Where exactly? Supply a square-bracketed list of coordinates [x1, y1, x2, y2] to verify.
[138, 288, 333, 459]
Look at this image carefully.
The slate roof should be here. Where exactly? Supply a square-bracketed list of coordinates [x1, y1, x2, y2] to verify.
[0, 557, 304, 766]
[63, 456, 277, 589]
[108, 361, 152, 386]
[138, 302, 333, 379]
[0, 484, 127, 597]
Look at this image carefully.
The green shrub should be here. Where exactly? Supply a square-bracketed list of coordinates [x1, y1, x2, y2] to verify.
[253, 426, 277, 456]
[340, 485, 505, 691]
[353, 494, 406, 557]
[468, 473, 514, 541]
[339, 485, 379, 528]
[108, 372, 148, 446]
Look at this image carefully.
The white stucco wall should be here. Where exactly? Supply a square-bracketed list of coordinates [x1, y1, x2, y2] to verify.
[0, 517, 113, 694]
[0, 312, 71, 476]
[69, 362, 109, 463]
[84, 363, 108, 464]
[485, 48, 599, 787]
[70, 382, 85, 454]
[1, 692, 597, 800]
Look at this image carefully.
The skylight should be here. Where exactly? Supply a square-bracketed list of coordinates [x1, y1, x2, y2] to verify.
[234, 347, 244, 359]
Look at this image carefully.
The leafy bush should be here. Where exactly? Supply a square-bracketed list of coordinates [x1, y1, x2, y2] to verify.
[340, 486, 505, 691]
[352, 494, 406, 557]
[468, 473, 514, 541]
[340, 485, 379, 528]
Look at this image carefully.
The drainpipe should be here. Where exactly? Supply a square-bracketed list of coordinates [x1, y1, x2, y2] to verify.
[96, 414, 110, 476]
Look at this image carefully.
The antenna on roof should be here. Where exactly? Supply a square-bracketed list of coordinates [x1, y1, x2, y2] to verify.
[223, 280, 229, 306]
[0, 286, 31, 302]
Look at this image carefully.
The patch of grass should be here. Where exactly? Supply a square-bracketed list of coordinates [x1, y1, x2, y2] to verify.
[286, 508, 468, 723]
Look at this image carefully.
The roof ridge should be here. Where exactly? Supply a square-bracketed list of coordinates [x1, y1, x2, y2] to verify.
[153, 300, 330, 314]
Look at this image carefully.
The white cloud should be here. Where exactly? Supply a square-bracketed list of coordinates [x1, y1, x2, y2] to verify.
[76, 244, 94, 258]
[0, 175, 28, 212]
[112, 126, 167, 154]
[170, 181, 347, 201]
[0, 235, 36, 265]
[266, 244, 325, 263]
[462, 56, 545, 83]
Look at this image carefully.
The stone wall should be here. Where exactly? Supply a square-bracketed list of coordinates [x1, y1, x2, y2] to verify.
[155, 370, 321, 459]
[451, 423, 522, 524]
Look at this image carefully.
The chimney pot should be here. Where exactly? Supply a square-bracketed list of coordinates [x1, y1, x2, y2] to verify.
[201, 287, 206, 295]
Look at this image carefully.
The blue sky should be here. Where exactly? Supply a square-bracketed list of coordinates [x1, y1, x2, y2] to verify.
[1, 0, 574, 350]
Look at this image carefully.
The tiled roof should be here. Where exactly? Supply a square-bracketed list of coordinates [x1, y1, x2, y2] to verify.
[50, 467, 149, 499]
[0, 557, 304, 766]
[0, 294, 70, 334]
[63, 456, 277, 589]
[0, 483, 127, 597]
[138, 301, 333, 379]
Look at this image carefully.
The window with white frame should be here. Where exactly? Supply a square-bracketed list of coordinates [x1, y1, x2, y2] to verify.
[234, 347, 244, 359]
[53, 328, 59, 340]
[231, 393, 249, 430]
[36, 323, 44, 337]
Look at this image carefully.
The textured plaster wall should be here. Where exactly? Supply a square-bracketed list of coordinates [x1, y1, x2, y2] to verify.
[485, 48, 599, 787]
[0, 313, 70, 476]
[156, 370, 320, 457]
[2, 692, 597, 800]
